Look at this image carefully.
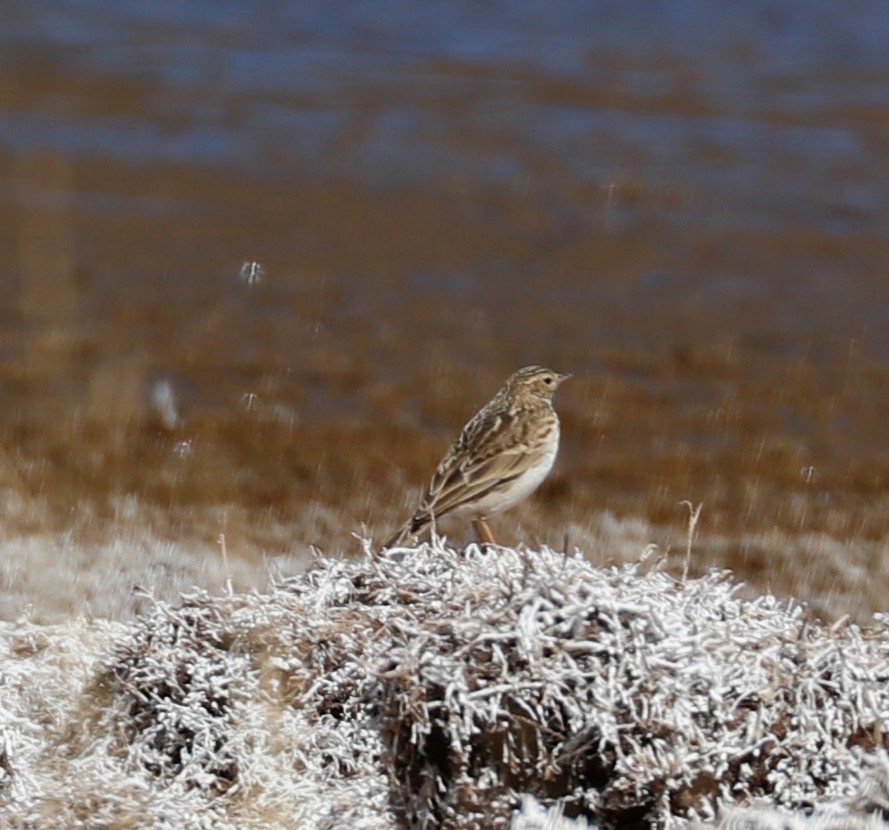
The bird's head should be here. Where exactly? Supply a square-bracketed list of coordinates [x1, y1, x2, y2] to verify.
[505, 365, 571, 402]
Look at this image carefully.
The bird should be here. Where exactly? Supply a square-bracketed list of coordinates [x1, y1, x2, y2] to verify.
[383, 365, 570, 549]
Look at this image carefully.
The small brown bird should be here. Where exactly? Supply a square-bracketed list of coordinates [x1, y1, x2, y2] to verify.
[384, 365, 570, 548]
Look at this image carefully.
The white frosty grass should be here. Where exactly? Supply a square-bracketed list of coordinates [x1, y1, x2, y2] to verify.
[0, 511, 311, 624]
[2, 540, 889, 828]
[2, 499, 888, 624]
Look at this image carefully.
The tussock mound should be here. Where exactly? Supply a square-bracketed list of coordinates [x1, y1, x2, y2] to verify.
[1, 542, 889, 828]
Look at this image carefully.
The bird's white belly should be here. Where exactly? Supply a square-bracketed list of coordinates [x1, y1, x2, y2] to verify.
[461, 439, 559, 519]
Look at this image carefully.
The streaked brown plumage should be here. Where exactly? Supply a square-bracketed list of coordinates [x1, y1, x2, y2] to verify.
[384, 366, 570, 548]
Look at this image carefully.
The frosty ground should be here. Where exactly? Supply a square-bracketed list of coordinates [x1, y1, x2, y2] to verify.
[2, 540, 889, 829]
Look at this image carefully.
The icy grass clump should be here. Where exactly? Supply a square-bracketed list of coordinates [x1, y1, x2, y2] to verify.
[367, 545, 889, 827]
[2, 541, 889, 828]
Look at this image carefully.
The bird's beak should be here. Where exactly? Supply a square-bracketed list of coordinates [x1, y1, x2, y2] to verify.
[557, 372, 572, 384]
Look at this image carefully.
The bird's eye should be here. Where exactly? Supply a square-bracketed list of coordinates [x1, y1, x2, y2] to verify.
[544, 376, 553, 385]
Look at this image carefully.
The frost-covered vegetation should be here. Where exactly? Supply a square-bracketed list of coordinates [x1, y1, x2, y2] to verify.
[2, 541, 889, 829]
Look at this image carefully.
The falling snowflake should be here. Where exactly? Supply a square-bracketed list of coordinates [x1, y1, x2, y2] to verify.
[239, 261, 264, 285]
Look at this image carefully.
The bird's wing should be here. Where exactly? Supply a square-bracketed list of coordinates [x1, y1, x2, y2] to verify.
[385, 452, 527, 547]
[383, 404, 552, 547]
[418, 443, 529, 520]
[411, 409, 549, 527]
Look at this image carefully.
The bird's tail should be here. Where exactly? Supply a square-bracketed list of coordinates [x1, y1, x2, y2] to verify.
[381, 511, 431, 550]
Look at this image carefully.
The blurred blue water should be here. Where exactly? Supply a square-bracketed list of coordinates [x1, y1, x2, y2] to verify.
[3, 0, 889, 353]
[3, 0, 889, 202]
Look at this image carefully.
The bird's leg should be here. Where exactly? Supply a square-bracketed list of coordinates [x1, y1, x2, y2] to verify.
[472, 518, 497, 548]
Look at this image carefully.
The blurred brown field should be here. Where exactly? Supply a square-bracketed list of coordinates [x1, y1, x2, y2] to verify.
[2, 3, 889, 621]
[3, 143, 889, 621]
